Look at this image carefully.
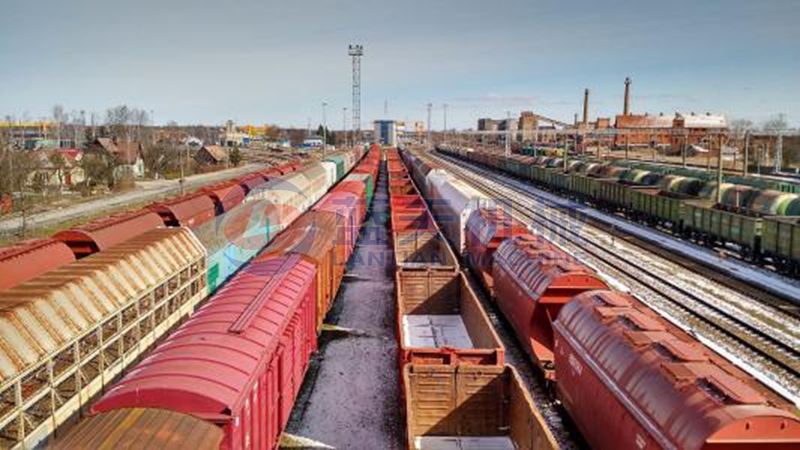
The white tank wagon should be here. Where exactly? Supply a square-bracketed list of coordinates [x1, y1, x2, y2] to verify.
[0, 228, 207, 449]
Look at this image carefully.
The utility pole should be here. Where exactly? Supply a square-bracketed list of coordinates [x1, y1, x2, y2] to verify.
[443, 103, 448, 143]
[342, 107, 348, 149]
[349, 44, 363, 143]
[716, 132, 724, 204]
[427, 103, 432, 145]
[743, 131, 750, 176]
[322, 102, 328, 155]
[505, 111, 511, 157]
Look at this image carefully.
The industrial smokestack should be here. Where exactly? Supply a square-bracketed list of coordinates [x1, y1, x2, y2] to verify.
[583, 88, 590, 124]
[623, 77, 632, 116]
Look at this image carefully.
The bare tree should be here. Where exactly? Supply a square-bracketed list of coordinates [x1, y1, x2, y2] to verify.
[763, 114, 789, 133]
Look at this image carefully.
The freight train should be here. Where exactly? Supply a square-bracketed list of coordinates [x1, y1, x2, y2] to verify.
[436, 144, 800, 276]
[0, 149, 374, 449]
[399, 147, 800, 449]
[386, 149, 558, 450]
[50, 148, 380, 449]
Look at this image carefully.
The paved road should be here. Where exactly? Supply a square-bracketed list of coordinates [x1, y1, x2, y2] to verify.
[0, 164, 267, 234]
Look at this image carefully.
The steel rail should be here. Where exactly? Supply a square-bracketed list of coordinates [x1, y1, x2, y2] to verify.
[426, 150, 800, 402]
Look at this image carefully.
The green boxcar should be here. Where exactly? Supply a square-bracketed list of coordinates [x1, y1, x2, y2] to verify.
[323, 155, 346, 181]
[683, 201, 762, 254]
[344, 172, 374, 207]
[630, 189, 688, 229]
[762, 217, 800, 268]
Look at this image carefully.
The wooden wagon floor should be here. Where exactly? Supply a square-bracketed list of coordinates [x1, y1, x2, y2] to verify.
[415, 436, 516, 450]
[403, 315, 474, 348]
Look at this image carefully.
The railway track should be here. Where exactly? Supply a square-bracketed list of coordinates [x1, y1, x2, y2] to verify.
[425, 150, 800, 403]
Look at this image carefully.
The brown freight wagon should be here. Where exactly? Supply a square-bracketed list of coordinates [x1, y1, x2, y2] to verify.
[393, 230, 458, 269]
[397, 271, 503, 367]
[264, 211, 342, 330]
[390, 178, 416, 196]
[403, 364, 557, 450]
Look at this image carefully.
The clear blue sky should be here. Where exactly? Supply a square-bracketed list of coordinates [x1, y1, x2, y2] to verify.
[1, 0, 798, 129]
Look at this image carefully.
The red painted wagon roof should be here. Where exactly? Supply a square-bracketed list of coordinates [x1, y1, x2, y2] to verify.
[148, 192, 216, 228]
[494, 234, 604, 297]
[53, 209, 163, 257]
[0, 239, 75, 291]
[556, 290, 800, 449]
[263, 212, 338, 263]
[238, 173, 267, 194]
[466, 207, 529, 247]
[92, 254, 315, 419]
[202, 182, 246, 213]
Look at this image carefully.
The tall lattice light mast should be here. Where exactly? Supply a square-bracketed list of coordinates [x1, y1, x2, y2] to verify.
[348, 44, 363, 142]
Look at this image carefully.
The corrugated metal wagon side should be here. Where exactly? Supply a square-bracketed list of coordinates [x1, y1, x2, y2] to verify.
[0, 228, 208, 449]
[86, 254, 317, 450]
[491, 234, 608, 379]
[553, 290, 800, 450]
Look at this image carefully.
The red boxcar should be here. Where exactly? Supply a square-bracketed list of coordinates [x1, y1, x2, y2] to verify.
[333, 180, 368, 221]
[554, 290, 800, 450]
[264, 212, 342, 329]
[89, 254, 318, 450]
[148, 191, 217, 228]
[53, 209, 163, 258]
[491, 234, 608, 378]
[0, 239, 75, 291]
[313, 192, 362, 262]
[203, 182, 246, 214]
[464, 208, 529, 292]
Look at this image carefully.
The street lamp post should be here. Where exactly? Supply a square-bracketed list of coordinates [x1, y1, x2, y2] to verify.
[322, 102, 328, 154]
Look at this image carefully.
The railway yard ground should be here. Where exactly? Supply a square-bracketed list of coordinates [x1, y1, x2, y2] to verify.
[283, 162, 403, 449]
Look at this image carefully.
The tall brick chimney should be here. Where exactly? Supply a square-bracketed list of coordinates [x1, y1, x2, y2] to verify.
[583, 88, 590, 124]
[623, 77, 632, 116]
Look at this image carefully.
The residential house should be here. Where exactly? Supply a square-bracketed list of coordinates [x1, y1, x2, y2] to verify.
[195, 144, 228, 166]
[85, 138, 145, 178]
[29, 148, 85, 189]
